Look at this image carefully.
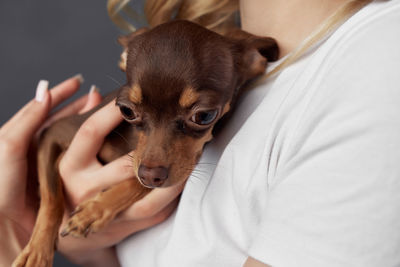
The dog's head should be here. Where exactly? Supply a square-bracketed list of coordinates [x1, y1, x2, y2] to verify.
[115, 20, 278, 188]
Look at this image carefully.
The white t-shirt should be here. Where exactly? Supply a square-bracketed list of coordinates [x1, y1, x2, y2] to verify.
[117, 1, 400, 266]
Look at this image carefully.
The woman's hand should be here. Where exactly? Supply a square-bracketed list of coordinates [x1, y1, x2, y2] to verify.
[56, 99, 184, 267]
[0, 75, 101, 265]
[0, 75, 182, 267]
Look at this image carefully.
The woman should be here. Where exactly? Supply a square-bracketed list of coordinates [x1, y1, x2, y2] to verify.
[2, 0, 400, 266]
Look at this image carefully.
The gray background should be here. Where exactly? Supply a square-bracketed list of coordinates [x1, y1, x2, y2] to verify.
[0, 0, 143, 266]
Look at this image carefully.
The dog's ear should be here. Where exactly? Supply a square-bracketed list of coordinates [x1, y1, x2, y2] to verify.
[117, 27, 149, 71]
[227, 28, 279, 81]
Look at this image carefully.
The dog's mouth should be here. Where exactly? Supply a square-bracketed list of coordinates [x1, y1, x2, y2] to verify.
[137, 174, 188, 189]
[138, 175, 169, 189]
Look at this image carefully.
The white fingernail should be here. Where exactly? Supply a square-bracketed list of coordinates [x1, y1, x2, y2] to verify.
[89, 85, 99, 95]
[72, 73, 84, 84]
[35, 80, 49, 102]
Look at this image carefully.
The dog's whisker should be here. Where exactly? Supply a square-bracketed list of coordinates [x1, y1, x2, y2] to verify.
[188, 167, 207, 173]
[187, 167, 212, 174]
[123, 164, 135, 169]
[127, 152, 136, 159]
[106, 74, 123, 87]
[111, 130, 130, 147]
[182, 168, 209, 178]
[188, 174, 204, 182]
[196, 162, 217, 166]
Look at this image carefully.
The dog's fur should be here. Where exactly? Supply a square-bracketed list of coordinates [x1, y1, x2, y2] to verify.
[13, 20, 278, 267]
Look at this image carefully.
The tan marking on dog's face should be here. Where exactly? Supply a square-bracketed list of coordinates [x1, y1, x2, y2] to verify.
[129, 84, 143, 104]
[165, 128, 213, 186]
[119, 50, 128, 71]
[179, 87, 200, 108]
[222, 102, 231, 116]
[132, 131, 146, 179]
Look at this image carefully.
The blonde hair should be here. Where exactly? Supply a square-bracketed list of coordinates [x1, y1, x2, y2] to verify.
[107, 0, 373, 78]
[107, 0, 238, 34]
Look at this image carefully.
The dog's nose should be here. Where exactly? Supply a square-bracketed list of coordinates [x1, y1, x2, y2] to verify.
[138, 165, 169, 187]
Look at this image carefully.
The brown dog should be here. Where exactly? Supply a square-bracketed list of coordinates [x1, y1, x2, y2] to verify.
[13, 20, 278, 267]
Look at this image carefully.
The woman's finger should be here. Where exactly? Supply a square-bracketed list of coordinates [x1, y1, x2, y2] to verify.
[49, 74, 84, 109]
[1, 81, 51, 151]
[45, 95, 89, 128]
[79, 85, 102, 114]
[84, 154, 136, 192]
[45, 86, 102, 126]
[63, 100, 122, 168]
[121, 181, 185, 220]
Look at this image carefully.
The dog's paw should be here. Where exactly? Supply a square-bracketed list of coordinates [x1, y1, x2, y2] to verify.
[61, 200, 115, 238]
[12, 244, 53, 267]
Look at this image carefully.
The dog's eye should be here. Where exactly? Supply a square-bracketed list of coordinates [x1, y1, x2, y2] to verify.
[119, 106, 138, 121]
[190, 109, 218, 125]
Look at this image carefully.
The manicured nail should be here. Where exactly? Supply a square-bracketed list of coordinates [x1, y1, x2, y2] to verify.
[89, 84, 99, 95]
[72, 73, 84, 84]
[35, 80, 49, 102]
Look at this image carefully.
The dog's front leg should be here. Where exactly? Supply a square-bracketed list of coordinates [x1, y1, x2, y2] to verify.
[61, 178, 151, 238]
[12, 143, 65, 267]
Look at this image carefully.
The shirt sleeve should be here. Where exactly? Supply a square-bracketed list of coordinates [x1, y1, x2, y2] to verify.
[247, 9, 400, 267]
